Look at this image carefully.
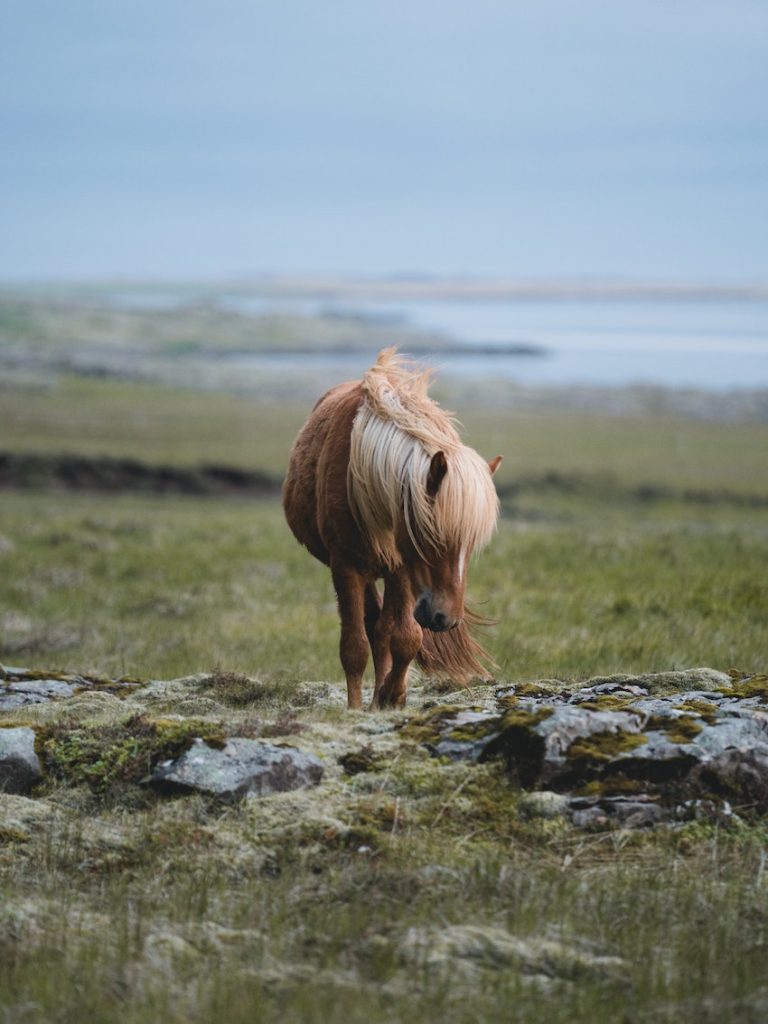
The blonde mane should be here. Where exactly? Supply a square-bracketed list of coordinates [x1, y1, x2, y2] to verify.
[348, 348, 499, 567]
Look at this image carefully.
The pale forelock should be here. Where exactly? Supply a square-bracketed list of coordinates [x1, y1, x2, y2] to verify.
[347, 348, 499, 566]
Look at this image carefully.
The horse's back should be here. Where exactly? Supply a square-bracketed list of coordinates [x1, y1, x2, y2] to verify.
[283, 381, 364, 568]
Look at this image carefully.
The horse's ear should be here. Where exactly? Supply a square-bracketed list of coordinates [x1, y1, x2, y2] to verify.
[488, 455, 503, 476]
[427, 450, 448, 498]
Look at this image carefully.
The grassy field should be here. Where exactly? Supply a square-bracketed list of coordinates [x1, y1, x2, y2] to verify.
[0, 491, 766, 683]
[4, 372, 768, 492]
[2, 329, 768, 1022]
[2, 367, 767, 681]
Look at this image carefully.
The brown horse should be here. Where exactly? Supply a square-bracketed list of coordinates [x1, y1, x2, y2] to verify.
[283, 348, 502, 710]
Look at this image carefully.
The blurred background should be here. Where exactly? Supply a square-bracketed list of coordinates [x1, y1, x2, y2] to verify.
[2, 0, 768, 279]
[1, 0, 767, 389]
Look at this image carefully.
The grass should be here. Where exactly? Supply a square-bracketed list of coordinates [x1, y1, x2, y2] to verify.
[3, 372, 768, 493]
[1, 492, 766, 681]
[2, 317, 768, 1022]
[0, 375, 305, 474]
[3, 771, 768, 1023]
[0, 492, 335, 681]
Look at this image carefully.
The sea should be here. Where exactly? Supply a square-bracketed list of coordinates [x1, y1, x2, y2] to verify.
[105, 289, 768, 392]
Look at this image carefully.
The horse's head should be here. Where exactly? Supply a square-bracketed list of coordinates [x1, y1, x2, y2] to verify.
[402, 451, 502, 632]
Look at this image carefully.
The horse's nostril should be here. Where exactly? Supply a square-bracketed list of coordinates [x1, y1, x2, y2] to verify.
[414, 598, 431, 628]
[432, 612, 449, 631]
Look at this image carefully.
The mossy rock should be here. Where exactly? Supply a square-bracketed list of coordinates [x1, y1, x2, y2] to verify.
[645, 713, 704, 744]
[397, 706, 484, 746]
[37, 715, 228, 792]
[566, 730, 648, 764]
[671, 699, 719, 725]
[717, 674, 768, 702]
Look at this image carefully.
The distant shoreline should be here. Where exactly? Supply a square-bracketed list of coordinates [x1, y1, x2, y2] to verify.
[2, 276, 768, 303]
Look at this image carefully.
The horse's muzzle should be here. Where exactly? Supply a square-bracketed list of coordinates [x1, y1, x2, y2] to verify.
[414, 594, 457, 632]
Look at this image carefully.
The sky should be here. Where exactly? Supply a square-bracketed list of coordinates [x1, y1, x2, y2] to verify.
[1, 0, 767, 282]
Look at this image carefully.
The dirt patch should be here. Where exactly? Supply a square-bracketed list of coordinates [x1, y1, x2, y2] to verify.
[0, 452, 281, 497]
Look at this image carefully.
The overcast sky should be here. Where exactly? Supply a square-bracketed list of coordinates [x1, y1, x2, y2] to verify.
[1, 0, 766, 281]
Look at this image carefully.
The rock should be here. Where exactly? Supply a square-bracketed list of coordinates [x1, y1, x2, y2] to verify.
[586, 668, 732, 694]
[0, 728, 43, 793]
[568, 795, 668, 829]
[0, 665, 145, 711]
[0, 679, 77, 711]
[0, 692, 46, 711]
[518, 790, 569, 819]
[9, 689, 125, 725]
[516, 704, 647, 787]
[411, 669, 768, 827]
[431, 709, 501, 761]
[698, 747, 768, 806]
[150, 737, 325, 802]
[9, 679, 76, 698]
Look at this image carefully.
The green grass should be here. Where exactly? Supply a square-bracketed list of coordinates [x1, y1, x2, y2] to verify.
[0, 493, 335, 681]
[3, 373, 768, 495]
[1, 375, 305, 474]
[460, 404, 768, 495]
[3, 773, 768, 1023]
[1, 491, 766, 681]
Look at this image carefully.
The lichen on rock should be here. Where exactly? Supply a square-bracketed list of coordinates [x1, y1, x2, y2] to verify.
[403, 669, 768, 827]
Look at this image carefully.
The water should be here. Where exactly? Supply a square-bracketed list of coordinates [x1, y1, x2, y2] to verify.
[107, 288, 768, 390]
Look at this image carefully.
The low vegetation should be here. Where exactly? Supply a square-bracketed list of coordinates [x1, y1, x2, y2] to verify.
[1, 294, 768, 1021]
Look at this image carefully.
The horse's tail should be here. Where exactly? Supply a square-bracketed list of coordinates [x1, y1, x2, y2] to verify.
[415, 608, 497, 683]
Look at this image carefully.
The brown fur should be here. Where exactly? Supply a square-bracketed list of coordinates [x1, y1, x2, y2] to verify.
[283, 349, 501, 709]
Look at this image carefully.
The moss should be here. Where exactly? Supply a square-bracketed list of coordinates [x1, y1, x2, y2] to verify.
[672, 699, 718, 725]
[718, 674, 768, 702]
[387, 760, 522, 842]
[0, 826, 31, 844]
[498, 706, 554, 730]
[444, 720, 500, 744]
[576, 694, 638, 712]
[567, 729, 647, 764]
[397, 705, 478, 745]
[37, 714, 228, 792]
[645, 714, 703, 744]
[339, 746, 385, 776]
[199, 670, 287, 708]
[0, 665, 144, 696]
[576, 777, 646, 797]
[496, 693, 519, 710]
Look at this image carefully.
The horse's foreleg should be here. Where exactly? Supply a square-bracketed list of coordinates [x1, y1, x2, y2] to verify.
[364, 582, 391, 702]
[373, 572, 422, 710]
[332, 564, 369, 710]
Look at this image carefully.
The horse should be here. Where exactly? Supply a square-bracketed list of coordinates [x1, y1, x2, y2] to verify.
[283, 348, 502, 710]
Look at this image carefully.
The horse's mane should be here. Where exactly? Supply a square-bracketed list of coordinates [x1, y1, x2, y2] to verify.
[348, 348, 499, 568]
